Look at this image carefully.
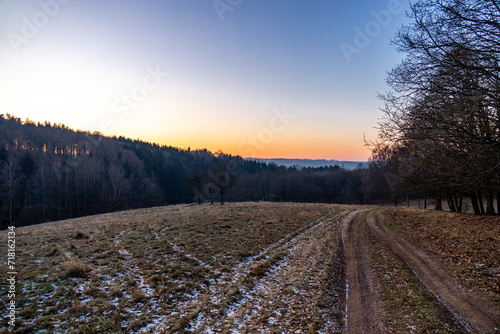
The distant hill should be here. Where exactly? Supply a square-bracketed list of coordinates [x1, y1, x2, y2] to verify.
[0, 114, 379, 228]
[247, 158, 368, 170]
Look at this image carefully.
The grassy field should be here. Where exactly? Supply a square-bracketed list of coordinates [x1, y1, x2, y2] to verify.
[0, 202, 349, 333]
[384, 208, 500, 307]
[1, 203, 498, 333]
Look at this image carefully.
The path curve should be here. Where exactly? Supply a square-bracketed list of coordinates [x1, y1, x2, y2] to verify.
[367, 210, 500, 334]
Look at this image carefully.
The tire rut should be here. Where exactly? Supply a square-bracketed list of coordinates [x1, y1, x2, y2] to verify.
[342, 209, 387, 333]
[160, 209, 351, 332]
[367, 210, 500, 334]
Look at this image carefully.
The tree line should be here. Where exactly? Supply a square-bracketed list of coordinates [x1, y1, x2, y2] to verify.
[370, 0, 500, 214]
[0, 114, 385, 229]
[4, 1, 497, 226]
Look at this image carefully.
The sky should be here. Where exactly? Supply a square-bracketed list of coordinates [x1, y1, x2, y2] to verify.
[0, 0, 411, 161]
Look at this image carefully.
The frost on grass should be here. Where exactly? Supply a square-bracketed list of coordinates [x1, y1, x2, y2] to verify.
[0, 202, 349, 333]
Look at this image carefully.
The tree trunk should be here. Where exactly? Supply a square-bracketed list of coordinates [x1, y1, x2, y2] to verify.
[7, 157, 17, 225]
[24, 179, 30, 211]
[447, 195, 456, 212]
[478, 191, 485, 215]
[486, 190, 495, 215]
[84, 175, 88, 214]
[41, 169, 46, 222]
[8, 191, 14, 225]
[497, 192, 500, 215]
[75, 172, 80, 216]
[452, 193, 462, 213]
[424, 196, 427, 209]
[470, 192, 481, 215]
[65, 171, 69, 217]
[435, 198, 442, 211]
[57, 185, 61, 220]
[457, 194, 463, 213]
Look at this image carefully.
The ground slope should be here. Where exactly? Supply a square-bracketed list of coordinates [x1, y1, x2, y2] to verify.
[0, 203, 349, 333]
[1, 203, 499, 333]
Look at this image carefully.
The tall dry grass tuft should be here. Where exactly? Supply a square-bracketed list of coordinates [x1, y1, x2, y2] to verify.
[61, 260, 90, 278]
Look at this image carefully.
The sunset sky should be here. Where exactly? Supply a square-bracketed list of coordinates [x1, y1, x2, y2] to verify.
[0, 0, 411, 161]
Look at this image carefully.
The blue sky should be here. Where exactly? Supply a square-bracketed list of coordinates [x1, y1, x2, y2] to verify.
[0, 0, 411, 160]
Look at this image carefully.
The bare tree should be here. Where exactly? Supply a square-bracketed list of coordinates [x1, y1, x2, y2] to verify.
[371, 0, 500, 214]
[208, 159, 237, 205]
[1, 155, 21, 224]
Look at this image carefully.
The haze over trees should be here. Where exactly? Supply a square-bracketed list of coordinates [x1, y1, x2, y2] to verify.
[370, 0, 500, 214]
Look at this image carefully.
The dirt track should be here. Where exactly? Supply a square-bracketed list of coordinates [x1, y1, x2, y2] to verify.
[160, 208, 351, 333]
[342, 208, 500, 333]
[5, 203, 499, 333]
[342, 210, 387, 333]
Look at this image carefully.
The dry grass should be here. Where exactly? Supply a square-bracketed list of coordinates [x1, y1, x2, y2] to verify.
[363, 210, 465, 333]
[0, 202, 340, 333]
[384, 208, 500, 307]
[61, 260, 91, 279]
[2, 203, 490, 333]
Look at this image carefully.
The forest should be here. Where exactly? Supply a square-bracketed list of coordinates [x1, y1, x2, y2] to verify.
[0, 114, 380, 229]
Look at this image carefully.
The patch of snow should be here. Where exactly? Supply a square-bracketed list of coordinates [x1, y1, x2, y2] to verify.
[76, 283, 86, 293]
[125, 308, 143, 316]
[118, 249, 131, 257]
[185, 312, 206, 332]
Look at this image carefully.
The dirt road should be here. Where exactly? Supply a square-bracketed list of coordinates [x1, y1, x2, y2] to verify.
[368, 210, 500, 333]
[342, 210, 387, 333]
[342, 208, 500, 333]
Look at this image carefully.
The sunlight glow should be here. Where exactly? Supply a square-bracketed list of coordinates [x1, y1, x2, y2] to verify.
[0, 0, 404, 161]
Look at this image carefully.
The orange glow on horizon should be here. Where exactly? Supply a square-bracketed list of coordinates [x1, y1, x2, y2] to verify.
[146, 133, 370, 161]
[4, 113, 371, 161]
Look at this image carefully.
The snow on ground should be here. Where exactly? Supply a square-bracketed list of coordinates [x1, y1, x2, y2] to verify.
[2, 203, 346, 333]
